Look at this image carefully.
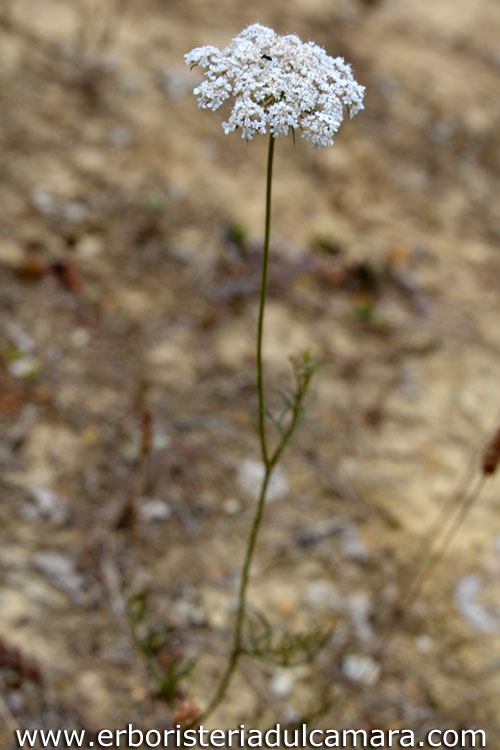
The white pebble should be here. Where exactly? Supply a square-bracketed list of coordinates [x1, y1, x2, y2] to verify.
[236, 459, 288, 502]
[139, 499, 172, 523]
[269, 670, 294, 699]
[342, 654, 380, 685]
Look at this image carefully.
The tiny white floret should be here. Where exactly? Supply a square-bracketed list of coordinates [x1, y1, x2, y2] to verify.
[185, 23, 365, 148]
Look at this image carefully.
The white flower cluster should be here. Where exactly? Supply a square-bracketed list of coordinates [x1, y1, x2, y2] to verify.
[185, 23, 365, 148]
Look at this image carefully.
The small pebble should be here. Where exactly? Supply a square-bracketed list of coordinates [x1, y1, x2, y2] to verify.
[303, 580, 341, 611]
[22, 486, 67, 524]
[108, 125, 132, 148]
[236, 459, 288, 502]
[6, 322, 36, 353]
[31, 188, 57, 216]
[415, 635, 433, 653]
[223, 498, 242, 515]
[342, 654, 380, 685]
[454, 573, 500, 634]
[8, 357, 39, 379]
[269, 670, 294, 699]
[34, 551, 84, 603]
[348, 591, 374, 643]
[340, 524, 368, 560]
[171, 599, 207, 627]
[71, 328, 91, 348]
[139, 499, 172, 523]
[62, 201, 89, 223]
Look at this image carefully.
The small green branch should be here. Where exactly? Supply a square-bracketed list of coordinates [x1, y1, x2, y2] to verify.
[269, 353, 314, 469]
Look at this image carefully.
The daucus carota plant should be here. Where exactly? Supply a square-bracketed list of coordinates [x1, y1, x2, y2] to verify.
[185, 23, 364, 721]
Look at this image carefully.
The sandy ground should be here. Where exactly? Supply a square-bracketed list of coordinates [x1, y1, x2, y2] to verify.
[1, 0, 500, 745]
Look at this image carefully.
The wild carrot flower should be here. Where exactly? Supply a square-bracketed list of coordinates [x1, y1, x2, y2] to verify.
[185, 23, 365, 148]
[184, 23, 365, 723]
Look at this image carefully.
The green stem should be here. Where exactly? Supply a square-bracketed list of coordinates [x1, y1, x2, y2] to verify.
[199, 134, 276, 724]
[199, 468, 272, 722]
[257, 133, 275, 469]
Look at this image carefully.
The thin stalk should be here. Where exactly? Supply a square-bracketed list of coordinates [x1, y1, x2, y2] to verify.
[376, 473, 488, 657]
[199, 134, 276, 723]
[398, 474, 487, 615]
[199, 469, 272, 722]
[257, 133, 275, 468]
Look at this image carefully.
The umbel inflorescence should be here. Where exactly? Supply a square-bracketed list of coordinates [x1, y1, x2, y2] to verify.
[185, 23, 365, 148]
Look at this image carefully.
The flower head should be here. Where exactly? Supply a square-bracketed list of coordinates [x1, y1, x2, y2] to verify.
[185, 23, 365, 148]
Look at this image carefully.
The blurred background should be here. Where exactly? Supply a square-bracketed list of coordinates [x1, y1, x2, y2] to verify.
[1, 0, 500, 743]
